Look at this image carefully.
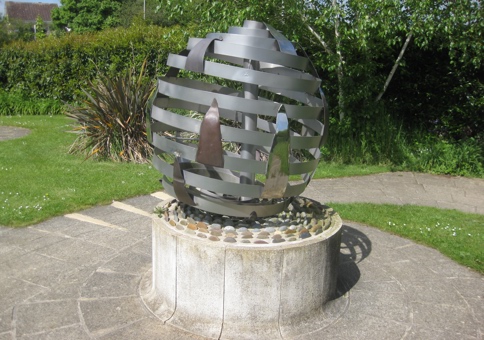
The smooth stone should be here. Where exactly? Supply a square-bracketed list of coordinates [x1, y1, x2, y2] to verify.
[187, 223, 197, 231]
[252, 228, 260, 233]
[223, 219, 234, 226]
[223, 237, 237, 243]
[185, 229, 196, 235]
[315, 228, 323, 235]
[237, 224, 249, 230]
[310, 225, 319, 233]
[300, 232, 311, 239]
[179, 219, 188, 226]
[254, 240, 268, 244]
[285, 229, 296, 235]
[241, 231, 253, 236]
[198, 228, 209, 234]
[289, 225, 297, 230]
[272, 238, 285, 243]
[272, 234, 282, 240]
[225, 232, 237, 238]
[224, 226, 235, 232]
[258, 231, 270, 236]
[257, 234, 269, 239]
[211, 224, 222, 230]
[211, 230, 223, 236]
[169, 220, 176, 227]
[238, 227, 248, 232]
[209, 236, 220, 241]
[278, 225, 288, 232]
[288, 237, 297, 242]
[241, 240, 251, 243]
[242, 235, 253, 239]
[176, 225, 184, 230]
[187, 217, 196, 224]
[197, 233, 207, 238]
[264, 227, 275, 233]
[197, 221, 207, 229]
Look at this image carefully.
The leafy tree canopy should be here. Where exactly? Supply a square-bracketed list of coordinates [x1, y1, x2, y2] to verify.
[52, 0, 123, 33]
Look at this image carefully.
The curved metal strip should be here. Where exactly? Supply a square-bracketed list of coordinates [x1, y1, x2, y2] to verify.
[167, 54, 320, 93]
[264, 23, 298, 56]
[157, 78, 280, 117]
[260, 66, 317, 81]
[183, 169, 262, 198]
[152, 106, 273, 147]
[282, 104, 322, 120]
[260, 86, 324, 107]
[154, 97, 239, 122]
[208, 41, 308, 71]
[289, 159, 319, 175]
[284, 181, 307, 197]
[173, 157, 196, 206]
[186, 37, 221, 73]
[242, 20, 267, 29]
[205, 33, 278, 50]
[163, 179, 289, 217]
[152, 134, 268, 174]
[228, 26, 271, 38]
[196, 99, 224, 167]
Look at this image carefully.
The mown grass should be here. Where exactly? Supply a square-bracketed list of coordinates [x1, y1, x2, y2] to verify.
[0, 115, 160, 227]
[330, 203, 484, 273]
[0, 115, 390, 227]
[1, 116, 482, 273]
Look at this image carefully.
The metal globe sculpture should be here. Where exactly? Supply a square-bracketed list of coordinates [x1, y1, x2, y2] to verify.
[148, 20, 328, 217]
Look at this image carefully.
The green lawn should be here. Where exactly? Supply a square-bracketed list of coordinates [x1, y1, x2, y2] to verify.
[330, 203, 484, 273]
[1, 115, 482, 273]
[0, 115, 160, 227]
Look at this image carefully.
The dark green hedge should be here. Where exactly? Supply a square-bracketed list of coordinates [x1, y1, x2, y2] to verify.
[0, 24, 192, 102]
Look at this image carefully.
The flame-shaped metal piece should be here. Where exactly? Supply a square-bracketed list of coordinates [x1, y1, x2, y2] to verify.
[195, 99, 224, 168]
[261, 112, 290, 199]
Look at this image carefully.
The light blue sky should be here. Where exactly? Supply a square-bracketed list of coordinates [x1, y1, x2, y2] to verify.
[1, 0, 62, 17]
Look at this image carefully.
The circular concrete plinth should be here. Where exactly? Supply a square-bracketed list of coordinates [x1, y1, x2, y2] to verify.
[140, 198, 343, 339]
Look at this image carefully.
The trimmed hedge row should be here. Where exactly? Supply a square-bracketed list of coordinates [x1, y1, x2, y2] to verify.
[0, 24, 192, 103]
[0, 90, 64, 116]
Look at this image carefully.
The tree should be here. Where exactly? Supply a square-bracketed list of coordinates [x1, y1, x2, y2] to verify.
[118, 0, 169, 27]
[51, 0, 122, 33]
[155, 0, 483, 139]
[35, 15, 46, 39]
[0, 17, 34, 46]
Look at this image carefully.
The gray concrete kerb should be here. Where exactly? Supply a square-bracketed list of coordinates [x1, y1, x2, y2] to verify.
[0, 173, 482, 339]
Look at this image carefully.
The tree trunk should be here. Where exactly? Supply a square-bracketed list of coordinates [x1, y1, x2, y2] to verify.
[333, 0, 345, 121]
[376, 31, 413, 102]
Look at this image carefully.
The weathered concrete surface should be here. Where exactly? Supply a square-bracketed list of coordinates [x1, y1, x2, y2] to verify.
[144, 212, 342, 339]
[0, 173, 482, 339]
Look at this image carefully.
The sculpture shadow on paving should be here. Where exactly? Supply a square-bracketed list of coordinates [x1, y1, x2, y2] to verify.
[334, 225, 372, 298]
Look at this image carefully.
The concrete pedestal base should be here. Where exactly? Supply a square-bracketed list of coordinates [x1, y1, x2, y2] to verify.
[140, 199, 343, 339]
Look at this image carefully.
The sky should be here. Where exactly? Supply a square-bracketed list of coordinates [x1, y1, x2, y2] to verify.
[1, 0, 62, 17]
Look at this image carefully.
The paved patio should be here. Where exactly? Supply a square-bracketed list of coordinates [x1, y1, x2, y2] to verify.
[0, 172, 483, 339]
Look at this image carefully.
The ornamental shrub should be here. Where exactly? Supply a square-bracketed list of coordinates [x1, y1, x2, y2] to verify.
[0, 23, 191, 103]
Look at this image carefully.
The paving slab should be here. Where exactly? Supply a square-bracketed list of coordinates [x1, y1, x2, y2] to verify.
[0, 172, 482, 339]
